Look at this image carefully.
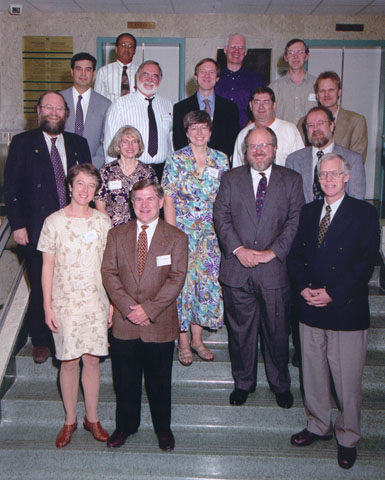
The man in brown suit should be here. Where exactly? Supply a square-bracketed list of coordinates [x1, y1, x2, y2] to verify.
[101, 179, 188, 452]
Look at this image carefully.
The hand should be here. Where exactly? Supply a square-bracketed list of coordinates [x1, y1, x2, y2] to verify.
[301, 288, 332, 307]
[235, 247, 260, 268]
[127, 304, 151, 326]
[13, 228, 29, 245]
[107, 304, 114, 328]
[44, 306, 59, 333]
[254, 249, 276, 264]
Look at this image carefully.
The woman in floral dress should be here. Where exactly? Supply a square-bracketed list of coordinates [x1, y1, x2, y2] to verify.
[163, 110, 228, 366]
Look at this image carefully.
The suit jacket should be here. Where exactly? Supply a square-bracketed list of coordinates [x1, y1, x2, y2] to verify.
[285, 143, 366, 204]
[297, 107, 368, 162]
[173, 93, 240, 158]
[4, 128, 91, 246]
[101, 219, 188, 343]
[288, 195, 379, 331]
[213, 164, 304, 289]
[60, 88, 111, 169]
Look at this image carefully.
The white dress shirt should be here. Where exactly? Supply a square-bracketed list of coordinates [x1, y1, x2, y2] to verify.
[251, 164, 272, 197]
[71, 86, 91, 120]
[94, 60, 138, 103]
[43, 132, 67, 173]
[136, 218, 159, 248]
[320, 194, 345, 224]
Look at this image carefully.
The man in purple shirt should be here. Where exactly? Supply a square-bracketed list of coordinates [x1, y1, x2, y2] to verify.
[215, 33, 265, 128]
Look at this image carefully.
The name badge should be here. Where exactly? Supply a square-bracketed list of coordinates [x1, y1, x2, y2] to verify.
[161, 114, 172, 122]
[156, 254, 171, 266]
[108, 180, 122, 190]
[83, 229, 98, 243]
[207, 167, 219, 179]
[308, 93, 317, 102]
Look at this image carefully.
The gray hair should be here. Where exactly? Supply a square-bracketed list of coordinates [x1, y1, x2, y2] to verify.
[225, 33, 247, 50]
[107, 125, 145, 158]
[135, 60, 163, 81]
[317, 153, 351, 175]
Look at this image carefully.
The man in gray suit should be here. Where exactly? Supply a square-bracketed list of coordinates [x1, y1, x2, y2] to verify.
[61, 52, 111, 168]
[286, 106, 366, 203]
[213, 127, 304, 408]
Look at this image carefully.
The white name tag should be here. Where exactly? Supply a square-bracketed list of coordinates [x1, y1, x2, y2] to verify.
[108, 180, 122, 190]
[207, 167, 219, 179]
[156, 254, 171, 266]
[308, 93, 317, 102]
[83, 229, 98, 243]
[161, 114, 172, 122]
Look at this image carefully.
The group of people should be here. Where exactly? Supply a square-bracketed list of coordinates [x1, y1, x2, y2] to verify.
[3, 31, 379, 471]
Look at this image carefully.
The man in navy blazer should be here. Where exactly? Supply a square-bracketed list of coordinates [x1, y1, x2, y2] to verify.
[288, 153, 379, 469]
[173, 58, 239, 159]
[4, 91, 91, 363]
[61, 52, 111, 169]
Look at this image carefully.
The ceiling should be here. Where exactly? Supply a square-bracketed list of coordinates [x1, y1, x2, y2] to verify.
[1, 0, 384, 16]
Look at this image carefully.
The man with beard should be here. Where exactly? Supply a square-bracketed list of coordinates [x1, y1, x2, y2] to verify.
[213, 127, 304, 408]
[286, 106, 365, 203]
[104, 60, 173, 181]
[4, 91, 91, 363]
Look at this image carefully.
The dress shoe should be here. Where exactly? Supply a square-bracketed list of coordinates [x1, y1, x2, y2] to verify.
[32, 346, 50, 364]
[291, 352, 301, 368]
[337, 444, 357, 469]
[291, 428, 333, 447]
[158, 431, 175, 452]
[56, 421, 77, 448]
[107, 430, 129, 448]
[229, 388, 249, 406]
[83, 416, 109, 442]
[275, 390, 294, 409]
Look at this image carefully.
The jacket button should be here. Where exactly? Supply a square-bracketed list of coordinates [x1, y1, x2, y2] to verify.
[308, 282, 312, 286]
[331, 266, 336, 270]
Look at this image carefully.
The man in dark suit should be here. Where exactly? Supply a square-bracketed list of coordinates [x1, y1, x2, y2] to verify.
[4, 91, 91, 363]
[213, 126, 304, 408]
[288, 153, 379, 470]
[101, 179, 188, 452]
[61, 52, 111, 169]
[173, 58, 239, 159]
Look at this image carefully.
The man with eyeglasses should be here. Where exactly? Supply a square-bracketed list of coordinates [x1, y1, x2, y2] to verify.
[94, 32, 138, 102]
[4, 91, 91, 364]
[104, 60, 173, 181]
[213, 126, 304, 409]
[270, 39, 317, 124]
[232, 86, 304, 168]
[288, 153, 379, 470]
[215, 33, 265, 129]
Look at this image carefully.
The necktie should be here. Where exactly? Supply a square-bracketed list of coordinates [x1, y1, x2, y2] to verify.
[146, 97, 158, 157]
[137, 225, 149, 277]
[50, 138, 67, 208]
[121, 66, 130, 96]
[75, 95, 84, 136]
[256, 172, 267, 217]
[203, 99, 212, 117]
[318, 205, 332, 248]
[313, 150, 324, 200]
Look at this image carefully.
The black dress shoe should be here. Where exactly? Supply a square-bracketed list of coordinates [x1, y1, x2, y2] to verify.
[32, 346, 50, 364]
[291, 352, 301, 368]
[158, 431, 175, 452]
[107, 430, 129, 448]
[275, 390, 294, 409]
[291, 428, 333, 446]
[229, 388, 249, 406]
[337, 444, 357, 469]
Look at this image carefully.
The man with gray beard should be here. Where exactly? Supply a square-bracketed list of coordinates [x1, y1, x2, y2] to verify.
[4, 91, 91, 363]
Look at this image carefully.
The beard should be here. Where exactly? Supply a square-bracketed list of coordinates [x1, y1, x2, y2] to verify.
[137, 80, 158, 97]
[248, 152, 274, 171]
[39, 114, 66, 135]
[310, 131, 332, 148]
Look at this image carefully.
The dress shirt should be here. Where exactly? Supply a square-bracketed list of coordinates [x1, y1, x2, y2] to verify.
[104, 90, 173, 164]
[232, 117, 304, 168]
[312, 142, 334, 181]
[270, 72, 317, 125]
[42, 132, 67, 173]
[94, 60, 138, 103]
[136, 218, 159, 248]
[320, 194, 345, 224]
[251, 164, 272, 197]
[215, 66, 265, 128]
[71, 86, 91, 120]
[196, 91, 215, 117]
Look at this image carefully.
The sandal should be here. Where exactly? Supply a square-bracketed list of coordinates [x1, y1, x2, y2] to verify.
[178, 344, 193, 366]
[191, 343, 214, 362]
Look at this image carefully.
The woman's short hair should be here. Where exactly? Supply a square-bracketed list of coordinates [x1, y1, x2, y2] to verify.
[107, 125, 145, 158]
[183, 110, 212, 133]
[67, 163, 102, 191]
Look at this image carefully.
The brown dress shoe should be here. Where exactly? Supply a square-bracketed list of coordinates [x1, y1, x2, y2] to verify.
[32, 346, 50, 364]
[83, 416, 109, 442]
[107, 430, 129, 448]
[291, 428, 333, 446]
[56, 422, 77, 448]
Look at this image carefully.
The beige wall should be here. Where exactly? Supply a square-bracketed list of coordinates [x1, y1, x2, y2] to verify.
[1, 12, 384, 131]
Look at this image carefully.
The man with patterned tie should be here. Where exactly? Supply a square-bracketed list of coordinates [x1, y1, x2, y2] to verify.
[94, 33, 138, 103]
[213, 127, 304, 408]
[101, 179, 188, 451]
[4, 91, 91, 364]
[288, 153, 379, 470]
[61, 52, 111, 168]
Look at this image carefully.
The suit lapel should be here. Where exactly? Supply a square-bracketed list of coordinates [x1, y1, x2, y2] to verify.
[257, 165, 280, 232]
[64, 89, 76, 132]
[63, 132, 81, 169]
[121, 221, 140, 284]
[33, 129, 59, 205]
[324, 196, 353, 244]
[140, 220, 168, 283]
[238, 167, 259, 229]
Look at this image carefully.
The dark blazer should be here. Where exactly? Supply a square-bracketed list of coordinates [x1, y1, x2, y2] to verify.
[173, 93, 240, 158]
[101, 219, 188, 343]
[213, 164, 304, 289]
[288, 195, 379, 331]
[4, 128, 91, 245]
[61, 88, 111, 169]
